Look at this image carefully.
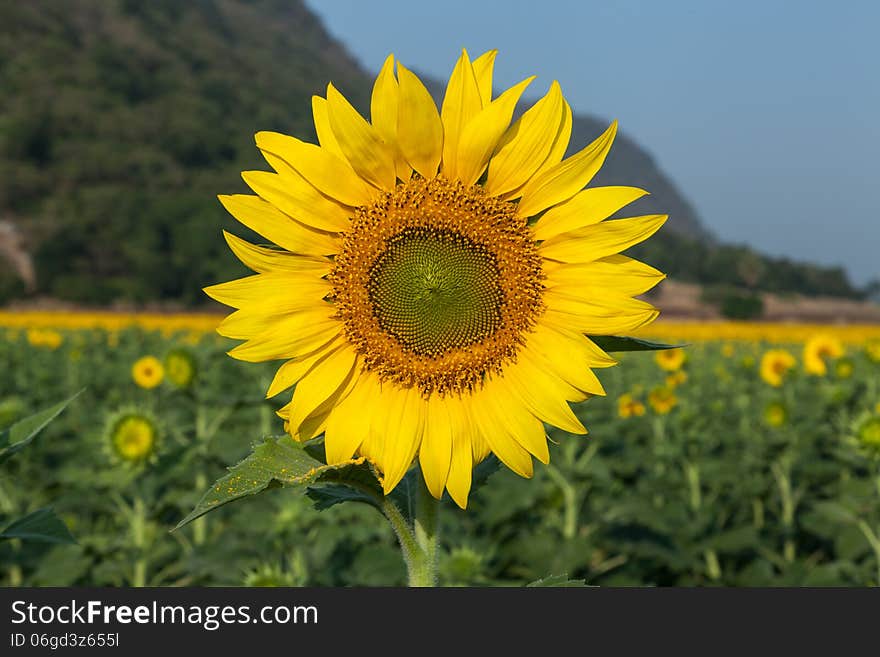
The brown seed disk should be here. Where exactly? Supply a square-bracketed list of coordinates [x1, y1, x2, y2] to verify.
[329, 176, 545, 396]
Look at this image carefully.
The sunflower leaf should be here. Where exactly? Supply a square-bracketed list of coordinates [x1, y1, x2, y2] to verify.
[173, 435, 377, 530]
[526, 573, 587, 587]
[0, 390, 83, 465]
[306, 484, 380, 512]
[0, 507, 76, 545]
[588, 335, 684, 353]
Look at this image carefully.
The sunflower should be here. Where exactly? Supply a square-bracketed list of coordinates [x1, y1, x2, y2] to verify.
[132, 355, 164, 389]
[103, 409, 161, 467]
[617, 393, 646, 419]
[665, 370, 688, 388]
[647, 386, 677, 415]
[206, 50, 666, 508]
[849, 413, 880, 460]
[164, 348, 198, 388]
[654, 348, 686, 372]
[759, 349, 796, 387]
[803, 334, 843, 376]
[763, 400, 788, 428]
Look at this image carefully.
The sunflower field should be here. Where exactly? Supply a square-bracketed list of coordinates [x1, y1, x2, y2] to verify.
[2, 313, 880, 587]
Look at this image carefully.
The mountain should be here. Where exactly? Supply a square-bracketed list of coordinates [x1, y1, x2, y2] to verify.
[0, 0, 373, 303]
[570, 116, 711, 241]
[0, 0, 862, 305]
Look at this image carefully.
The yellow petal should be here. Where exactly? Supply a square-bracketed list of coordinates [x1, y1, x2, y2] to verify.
[218, 195, 339, 256]
[396, 62, 443, 179]
[287, 343, 358, 430]
[242, 167, 351, 232]
[545, 255, 666, 297]
[440, 49, 482, 176]
[255, 131, 375, 207]
[311, 96, 346, 159]
[471, 50, 498, 106]
[227, 312, 339, 362]
[540, 215, 667, 263]
[532, 186, 648, 241]
[503, 355, 587, 433]
[536, 326, 619, 369]
[326, 83, 396, 191]
[491, 379, 550, 464]
[204, 272, 329, 310]
[516, 121, 617, 218]
[293, 362, 362, 442]
[324, 371, 379, 464]
[543, 292, 660, 335]
[222, 231, 330, 276]
[525, 98, 573, 185]
[453, 76, 534, 186]
[419, 394, 454, 499]
[265, 336, 342, 399]
[444, 396, 474, 509]
[370, 54, 411, 181]
[485, 81, 564, 196]
[472, 380, 534, 478]
[381, 386, 425, 494]
[216, 294, 330, 339]
[529, 326, 606, 397]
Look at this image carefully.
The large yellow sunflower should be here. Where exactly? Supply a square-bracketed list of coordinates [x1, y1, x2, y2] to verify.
[206, 50, 666, 508]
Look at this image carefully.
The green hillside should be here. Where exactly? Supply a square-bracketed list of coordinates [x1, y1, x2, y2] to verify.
[0, 0, 864, 305]
[1, 0, 371, 304]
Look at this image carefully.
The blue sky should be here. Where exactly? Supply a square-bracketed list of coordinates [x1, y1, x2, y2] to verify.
[306, 0, 879, 286]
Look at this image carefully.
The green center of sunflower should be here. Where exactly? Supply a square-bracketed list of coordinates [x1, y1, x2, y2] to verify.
[111, 416, 156, 463]
[368, 227, 503, 357]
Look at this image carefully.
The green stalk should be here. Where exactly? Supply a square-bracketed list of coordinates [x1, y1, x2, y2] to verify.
[545, 464, 578, 540]
[413, 476, 439, 585]
[772, 462, 796, 563]
[856, 520, 880, 587]
[131, 496, 148, 587]
[381, 475, 439, 587]
[193, 471, 207, 546]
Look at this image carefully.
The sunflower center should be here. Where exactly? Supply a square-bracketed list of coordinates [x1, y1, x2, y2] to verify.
[368, 227, 503, 357]
[113, 417, 155, 461]
[330, 176, 544, 396]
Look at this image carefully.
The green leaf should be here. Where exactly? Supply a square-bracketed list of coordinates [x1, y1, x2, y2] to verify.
[0, 507, 76, 544]
[701, 527, 758, 553]
[526, 573, 587, 587]
[813, 501, 859, 525]
[0, 390, 83, 464]
[306, 484, 379, 511]
[588, 335, 684, 353]
[471, 454, 502, 492]
[174, 435, 377, 530]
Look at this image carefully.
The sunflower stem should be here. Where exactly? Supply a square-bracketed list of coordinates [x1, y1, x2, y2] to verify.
[380, 496, 426, 586]
[413, 475, 439, 586]
[381, 475, 439, 587]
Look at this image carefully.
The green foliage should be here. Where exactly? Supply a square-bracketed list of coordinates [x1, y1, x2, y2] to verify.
[0, 391, 82, 465]
[700, 285, 765, 320]
[175, 435, 379, 529]
[4, 327, 880, 586]
[526, 573, 587, 587]
[0, 393, 80, 552]
[0, 0, 372, 304]
[1, 508, 76, 545]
